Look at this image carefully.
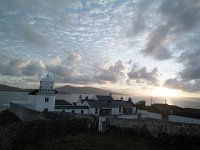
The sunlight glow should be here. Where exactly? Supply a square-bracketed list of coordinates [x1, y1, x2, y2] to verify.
[151, 87, 181, 97]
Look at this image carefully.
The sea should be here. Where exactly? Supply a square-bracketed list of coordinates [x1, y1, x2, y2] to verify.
[0, 91, 200, 112]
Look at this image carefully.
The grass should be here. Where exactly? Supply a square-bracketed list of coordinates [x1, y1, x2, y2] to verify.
[0, 109, 21, 126]
[21, 133, 163, 150]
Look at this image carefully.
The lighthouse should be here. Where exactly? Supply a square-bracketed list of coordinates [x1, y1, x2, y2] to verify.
[28, 74, 55, 112]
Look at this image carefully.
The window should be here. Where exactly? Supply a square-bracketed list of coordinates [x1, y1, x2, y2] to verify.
[119, 108, 121, 113]
[81, 110, 84, 114]
[45, 97, 49, 102]
[44, 108, 48, 112]
[72, 110, 75, 113]
[95, 108, 98, 114]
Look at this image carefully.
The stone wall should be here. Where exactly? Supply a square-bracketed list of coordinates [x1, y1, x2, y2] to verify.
[10, 102, 200, 137]
[9, 102, 97, 129]
[108, 118, 200, 137]
[10, 102, 44, 121]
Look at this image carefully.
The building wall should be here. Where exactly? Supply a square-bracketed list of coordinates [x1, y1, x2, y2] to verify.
[91, 95, 98, 100]
[35, 95, 55, 112]
[169, 115, 200, 125]
[112, 108, 123, 115]
[89, 108, 98, 115]
[133, 107, 136, 113]
[39, 80, 54, 94]
[10, 102, 95, 122]
[54, 108, 89, 114]
[137, 109, 161, 120]
[27, 95, 36, 109]
[76, 99, 82, 105]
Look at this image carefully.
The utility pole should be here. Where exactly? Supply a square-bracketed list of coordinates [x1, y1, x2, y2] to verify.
[165, 99, 167, 104]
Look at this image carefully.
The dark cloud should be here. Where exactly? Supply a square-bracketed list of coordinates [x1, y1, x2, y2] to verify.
[142, 24, 172, 60]
[47, 59, 127, 85]
[0, 57, 45, 77]
[22, 61, 45, 76]
[164, 78, 200, 93]
[127, 65, 159, 86]
[164, 45, 200, 92]
[178, 51, 200, 80]
[164, 50, 200, 92]
[94, 60, 126, 83]
[19, 23, 53, 48]
[46, 53, 81, 77]
[142, 0, 200, 60]
[159, 0, 200, 32]
[127, 0, 157, 36]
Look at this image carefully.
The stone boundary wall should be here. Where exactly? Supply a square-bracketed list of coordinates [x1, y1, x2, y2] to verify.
[10, 102, 200, 137]
[108, 118, 200, 137]
[10, 102, 97, 129]
[10, 102, 44, 121]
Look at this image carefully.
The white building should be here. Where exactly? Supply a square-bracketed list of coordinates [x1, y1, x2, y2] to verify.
[27, 74, 56, 112]
[12, 75, 136, 116]
[81, 95, 135, 115]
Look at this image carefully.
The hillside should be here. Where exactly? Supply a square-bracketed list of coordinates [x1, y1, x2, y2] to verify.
[0, 83, 122, 95]
[56, 85, 121, 95]
[0, 84, 24, 92]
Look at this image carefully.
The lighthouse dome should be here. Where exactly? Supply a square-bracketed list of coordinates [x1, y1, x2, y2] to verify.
[39, 74, 54, 94]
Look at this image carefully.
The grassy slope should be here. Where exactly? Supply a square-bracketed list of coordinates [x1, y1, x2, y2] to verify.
[0, 109, 21, 126]
[22, 133, 161, 150]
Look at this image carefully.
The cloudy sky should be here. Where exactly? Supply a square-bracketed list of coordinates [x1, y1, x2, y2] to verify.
[1, 0, 200, 97]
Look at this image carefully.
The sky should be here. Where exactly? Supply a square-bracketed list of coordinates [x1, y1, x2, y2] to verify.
[0, 0, 200, 97]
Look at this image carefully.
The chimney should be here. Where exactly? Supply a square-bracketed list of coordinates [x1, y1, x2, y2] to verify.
[128, 97, 132, 102]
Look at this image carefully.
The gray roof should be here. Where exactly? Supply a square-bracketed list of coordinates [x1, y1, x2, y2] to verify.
[55, 105, 89, 109]
[96, 95, 113, 101]
[86, 100, 134, 108]
[55, 99, 72, 106]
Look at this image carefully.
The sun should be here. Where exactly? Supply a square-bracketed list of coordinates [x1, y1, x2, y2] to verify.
[151, 87, 180, 97]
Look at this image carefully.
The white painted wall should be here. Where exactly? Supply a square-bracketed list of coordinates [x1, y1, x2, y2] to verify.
[91, 95, 98, 100]
[35, 95, 55, 112]
[54, 108, 89, 114]
[169, 115, 200, 125]
[89, 108, 98, 115]
[27, 95, 36, 108]
[132, 107, 136, 113]
[76, 99, 82, 105]
[137, 109, 162, 120]
[111, 108, 123, 115]
[75, 109, 89, 114]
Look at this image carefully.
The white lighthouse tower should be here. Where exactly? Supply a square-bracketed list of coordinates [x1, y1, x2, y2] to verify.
[35, 74, 55, 112]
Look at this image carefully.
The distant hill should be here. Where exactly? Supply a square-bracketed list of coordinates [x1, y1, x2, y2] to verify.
[0, 84, 122, 95]
[56, 85, 122, 95]
[0, 84, 33, 92]
[0, 84, 24, 92]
